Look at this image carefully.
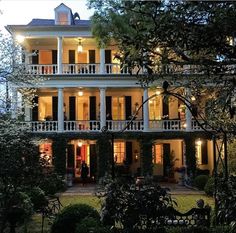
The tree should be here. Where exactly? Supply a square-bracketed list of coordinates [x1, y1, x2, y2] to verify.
[88, 0, 236, 133]
[0, 33, 43, 116]
[0, 119, 65, 232]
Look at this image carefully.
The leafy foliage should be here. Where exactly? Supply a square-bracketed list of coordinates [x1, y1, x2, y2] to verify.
[204, 177, 215, 196]
[0, 120, 64, 232]
[51, 204, 100, 233]
[88, 0, 236, 132]
[217, 176, 236, 232]
[0, 33, 44, 115]
[193, 175, 209, 190]
[97, 179, 174, 231]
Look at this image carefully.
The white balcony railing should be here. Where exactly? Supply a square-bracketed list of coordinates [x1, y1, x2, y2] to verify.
[21, 119, 211, 133]
[26, 63, 236, 76]
[27, 64, 58, 75]
[149, 120, 184, 131]
[62, 63, 100, 74]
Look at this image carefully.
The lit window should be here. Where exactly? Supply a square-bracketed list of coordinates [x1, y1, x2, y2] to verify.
[112, 97, 125, 120]
[114, 142, 125, 164]
[57, 12, 69, 25]
[39, 142, 52, 165]
[149, 96, 162, 120]
[195, 139, 202, 165]
[152, 144, 162, 164]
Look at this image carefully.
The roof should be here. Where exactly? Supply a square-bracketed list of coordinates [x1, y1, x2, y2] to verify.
[27, 19, 91, 27]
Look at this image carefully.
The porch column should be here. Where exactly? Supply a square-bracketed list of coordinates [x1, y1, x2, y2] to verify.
[58, 88, 64, 132]
[185, 88, 192, 131]
[143, 88, 149, 131]
[24, 106, 31, 121]
[100, 48, 105, 74]
[100, 87, 106, 129]
[11, 87, 18, 119]
[57, 37, 63, 74]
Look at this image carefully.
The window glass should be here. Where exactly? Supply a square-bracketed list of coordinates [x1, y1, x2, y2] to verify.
[112, 97, 125, 120]
[149, 96, 162, 120]
[114, 142, 125, 164]
[58, 12, 69, 25]
[153, 144, 162, 164]
[39, 142, 52, 165]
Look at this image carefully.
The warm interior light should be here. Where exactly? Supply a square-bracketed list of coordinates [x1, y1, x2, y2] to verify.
[191, 96, 196, 101]
[78, 141, 83, 147]
[77, 39, 83, 53]
[183, 123, 187, 128]
[78, 91, 83, 96]
[196, 139, 202, 146]
[16, 35, 25, 43]
[156, 90, 161, 95]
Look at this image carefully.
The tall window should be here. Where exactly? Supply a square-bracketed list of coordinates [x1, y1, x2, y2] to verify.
[149, 96, 162, 120]
[195, 140, 202, 165]
[153, 144, 163, 164]
[112, 97, 125, 120]
[114, 142, 125, 164]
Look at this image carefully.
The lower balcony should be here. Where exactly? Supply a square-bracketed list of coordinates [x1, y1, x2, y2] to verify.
[20, 120, 205, 133]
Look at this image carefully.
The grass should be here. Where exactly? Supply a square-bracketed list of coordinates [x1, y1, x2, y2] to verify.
[172, 194, 214, 212]
[21, 194, 214, 233]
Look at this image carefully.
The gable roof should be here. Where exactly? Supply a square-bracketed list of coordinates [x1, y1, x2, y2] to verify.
[54, 3, 71, 11]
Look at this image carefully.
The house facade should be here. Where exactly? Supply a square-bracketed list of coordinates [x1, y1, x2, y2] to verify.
[6, 3, 214, 182]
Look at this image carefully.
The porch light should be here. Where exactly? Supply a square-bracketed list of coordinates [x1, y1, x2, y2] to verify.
[134, 149, 139, 162]
[78, 91, 83, 96]
[78, 140, 83, 147]
[77, 39, 83, 53]
[183, 123, 187, 128]
[16, 35, 25, 43]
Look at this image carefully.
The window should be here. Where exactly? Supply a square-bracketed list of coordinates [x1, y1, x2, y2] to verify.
[39, 142, 52, 165]
[149, 96, 162, 120]
[195, 140, 202, 165]
[153, 144, 162, 164]
[57, 12, 69, 25]
[112, 97, 125, 120]
[114, 142, 125, 164]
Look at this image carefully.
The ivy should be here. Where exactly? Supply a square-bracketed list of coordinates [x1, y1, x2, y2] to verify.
[96, 136, 111, 178]
[140, 138, 153, 176]
[52, 137, 67, 176]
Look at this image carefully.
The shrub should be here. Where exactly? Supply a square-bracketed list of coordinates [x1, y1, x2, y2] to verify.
[75, 217, 111, 233]
[97, 179, 174, 231]
[204, 177, 214, 196]
[193, 175, 209, 190]
[28, 187, 48, 211]
[51, 204, 100, 233]
[40, 172, 66, 195]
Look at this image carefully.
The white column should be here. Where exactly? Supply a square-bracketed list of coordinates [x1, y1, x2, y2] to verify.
[58, 88, 64, 131]
[24, 106, 31, 121]
[143, 88, 149, 131]
[100, 48, 105, 74]
[11, 88, 18, 119]
[57, 37, 63, 74]
[100, 87, 106, 129]
[185, 88, 192, 131]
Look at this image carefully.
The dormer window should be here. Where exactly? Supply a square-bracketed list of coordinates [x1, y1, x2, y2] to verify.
[54, 3, 72, 25]
[58, 12, 69, 25]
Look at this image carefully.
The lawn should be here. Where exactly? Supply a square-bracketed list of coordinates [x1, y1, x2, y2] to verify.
[23, 194, 214, 233]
